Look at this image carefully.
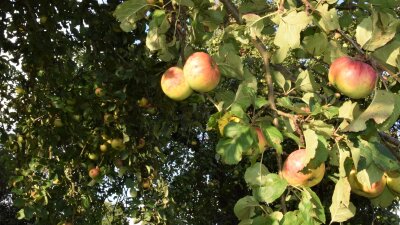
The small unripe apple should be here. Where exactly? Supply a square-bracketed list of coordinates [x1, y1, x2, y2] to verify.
[89, 167, 100, 179]
[95, 87, 105, 97]
[111, 138, 125, 150]
[348, 169, 386, 198]
[100, 144, 108, 152]
[281, 149, 325, 187]
[161, 67, 193, 101]
[54, 118, 63, 127]
[137, 97, 149, 107]
[183, 52, 220, 92]
[328, 56, 377, 99]
[142, 178, 151, 189]
[88, 153, 99, 161]
[39, 16, 47, 24]
[15, 87, 25, 95]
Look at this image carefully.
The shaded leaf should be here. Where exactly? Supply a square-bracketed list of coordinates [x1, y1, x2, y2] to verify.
[234, 196, 259, 220]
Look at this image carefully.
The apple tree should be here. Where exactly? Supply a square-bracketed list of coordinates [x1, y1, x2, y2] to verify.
[0, 0, 400, 224]
[113, 0, 400, 223]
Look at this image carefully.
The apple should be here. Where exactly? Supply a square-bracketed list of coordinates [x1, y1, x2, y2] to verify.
[161, 67, 193, 101]
[54, 118, 63, 127]
[15, 86, 25, 95]
[255, 128, 267, 151]
[281, 149, 325, 187]
[137, 97, 149, 107]
[95, 87, 105, 97]
[328, 56, 377, 99]
[142, 178, 151, 189]
[348, 169, 386, 198]
[385, 173, 400, 196]
[88, 153, 99, 161]
[183, 52, 220, 92]
[89, 167, 100, 179]
[99, 144, 108, 152]
[39, 16, 47, 24]
[111, 138, 125, 150]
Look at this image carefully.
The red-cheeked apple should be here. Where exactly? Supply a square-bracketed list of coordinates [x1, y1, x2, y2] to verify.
[281, 149, 325, 187]
[161, 67, 193, 101]
[89, 167, 100, 179]
[348, 169, 386, 198]
[183, 52, 220, 93]
[328, 56, 377, 99]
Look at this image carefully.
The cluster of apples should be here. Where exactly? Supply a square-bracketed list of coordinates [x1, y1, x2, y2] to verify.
[161, 52, 220, 101]
[281, 148, 400, 198]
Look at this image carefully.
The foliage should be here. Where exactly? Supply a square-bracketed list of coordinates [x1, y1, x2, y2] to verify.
[0, 0, 400, 224]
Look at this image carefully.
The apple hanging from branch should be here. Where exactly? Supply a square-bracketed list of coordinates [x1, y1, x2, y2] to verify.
[161, 67, 193, 101]
[348, 169, 386, 198]
[183, 52, 220, 93]
[328, 56, 378, 99]
[281, 149, 325, 187]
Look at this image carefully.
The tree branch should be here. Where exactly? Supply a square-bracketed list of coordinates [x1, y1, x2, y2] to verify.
[220, 0, 287, 214]
[379, 132, 400, 162]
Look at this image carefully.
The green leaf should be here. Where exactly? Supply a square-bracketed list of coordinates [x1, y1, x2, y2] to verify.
[234, 196, 259, 220]
[173, 0, 194, 8]
[306, 188, 326, 223]
[272, 69, 291, 93]
[378, 93, 400, 130]
[370, 186, 396, 208]
[369, 142, 400, 172]
[306, 120, 334, 139]
[260, 124, 283, 154]
[304, 129, 318, 165]
[330, 178, 355, 223]
[146, 10, 172, 52]
[281, 210, 304, 225]
[216, 138, 244, 165]
[302, 32, 329, 56]
[272, 45, 290, 63]
[243, 13, 264, 39]
[295, 70, 320, 92]
[244, 162, 270, 186]
[252, 173, 287, 203]
[338, 100, 360, 121]
[355, 165, 384, 189]
[345, 90, 396, 132]
[113, 0, 148, 32]
[217, 124, 254, 164]
[215, 44, 244, 79]
[373, 36, 400, 68]
[355, 11, 400, 51]
[274, 11, 311, 49]
[315, 4, 340, 33]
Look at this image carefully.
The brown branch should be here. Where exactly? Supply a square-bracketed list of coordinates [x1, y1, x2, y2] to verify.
[379, 132, 400, 162]
[336, 29, 365, 55]
[220, 0, 288, 214]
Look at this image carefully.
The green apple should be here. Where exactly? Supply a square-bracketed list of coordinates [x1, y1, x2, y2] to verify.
[100, 144, 108, 152]
[88, 153, 99, 161]
[54, 118, 63, 127]
[111, 138, 125, 150]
